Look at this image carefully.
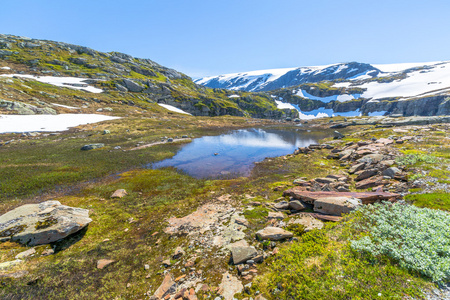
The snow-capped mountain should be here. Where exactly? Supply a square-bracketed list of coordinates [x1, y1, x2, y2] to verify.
[196, 61, 450, 119]
[195, 62, 380, 92]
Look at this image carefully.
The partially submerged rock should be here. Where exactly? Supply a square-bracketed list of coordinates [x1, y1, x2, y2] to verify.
[0, 200, 92, 246]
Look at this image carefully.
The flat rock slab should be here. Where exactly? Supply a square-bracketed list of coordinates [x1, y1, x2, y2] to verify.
[314, 197, 362, 216]
[283, 189, 400, 204]
[165, 203, 233, 235]
[153, 273, 177, 299]
[288, 214, 324, 231]
[80, 143, 104, 151]
[0, 200, 92, 246]
[97, 259, 115, 269]
[111, 189, 127, 198]
[218, 272, 243, 300]
[230, 246, 257, 265]
[256, 227, 293, 241]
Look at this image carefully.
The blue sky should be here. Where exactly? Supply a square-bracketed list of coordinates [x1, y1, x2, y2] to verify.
[1, 0, 449, 77]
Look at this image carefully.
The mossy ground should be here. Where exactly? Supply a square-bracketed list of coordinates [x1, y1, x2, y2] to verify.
[0, 113, 449, 299]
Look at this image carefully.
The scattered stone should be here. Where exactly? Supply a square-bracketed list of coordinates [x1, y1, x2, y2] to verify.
[315, 177, 336, 184]
[230, 246, 257, 265]
[153, 273, 177, 299]
[173, 246, 185, 259]
[273, 201, 289, 210]
[41, 248, 54, 256]
[293, 179, 310, 186]
[0, 200, 92, 246]
[267, 212, 284, 220]
[0, 270, 28, 279]
[355, 176, 387, 190]
[288, 214, 324, 231]
[234, 217, 249, 227]
[256, 227, 293, 241]
[0, 260, 22, 270]
[334, 131, 344, 139]
[80, 143, 105, 151]
[382, 167, 401, 179]
[162, 259, 171, 267]
[313, 197, 362, 216]
[110, 189, 127, 198]
[288, 200, 306, 211]
[348, 163, 366, 174]
[102, 130, 110, 135]
[218, 272, 243, 300]
[15, 248, 36, 259]
[355, 169, 378, 181]
[97, 259, 115, 269]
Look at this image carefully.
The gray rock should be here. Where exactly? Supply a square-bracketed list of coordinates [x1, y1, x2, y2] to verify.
[382, 167, 401, 179]
[0, 200, 92, 246]
[274, 201, 289, 210]
[355, 169, 378, 181]
[80, 143, 105, 151]
[122, 79, 144, 92]
[334, 131, 344, 139]
[348, 163, 366, 174]
[314, 197, 361, 216]
[256, 227, 293, 241]
[289, 200, 306, 211]
[230, 246, 257, 265]
[102, 130, 110, 135]
[267, 212, 284, 220]
[172, 246, 185, 259]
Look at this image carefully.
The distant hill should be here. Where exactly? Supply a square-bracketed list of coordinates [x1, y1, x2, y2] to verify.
[0, 34, 297, 119]
[196, 61, 450, 117]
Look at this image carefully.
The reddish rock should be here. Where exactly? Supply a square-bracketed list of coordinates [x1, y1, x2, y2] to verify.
[153, 273, 177, 299]
[283, 188, 400, 204]
[355, 176, 387, 190]
[355, 169, 378, 181]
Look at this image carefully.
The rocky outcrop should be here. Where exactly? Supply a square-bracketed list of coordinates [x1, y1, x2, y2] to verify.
[0, 200, 92, 246]
[0, 100, 57, 115]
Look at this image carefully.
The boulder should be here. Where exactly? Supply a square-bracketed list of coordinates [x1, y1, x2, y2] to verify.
[313, 197, 362, 216]
[0, 260, 22, 270]
[0, 200, 92, 246]
[382, 167, 401, 179]
[267, 212, 285, 220]
[256, 227, 293, 241]
[80, 143, 104, 151]
[289, 200, 306, 211]
[172, 246, 185, 259]
[283, 188, 400, 204]
[357, 154, 384, 165]
[334, 131, 344, 139]
[315, 177, 336, 184]
[122, 79, 144, 92]
[348, 163, 365, 174]
[230, 246, 257, 265]
[274, 201, 289, 210]
[355, 176, 386, 190]
[355, 169, 378, 181]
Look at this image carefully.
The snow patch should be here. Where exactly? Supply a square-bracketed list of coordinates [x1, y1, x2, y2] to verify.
[51, 103, 81, 110]
[0, 74, 104, 93]
[0, 66, 11, 70]
[275, 100, 296, 110]
[0, 114, 119, 133]
[228, 95, 240, 98]
[158, 103, 192, 115]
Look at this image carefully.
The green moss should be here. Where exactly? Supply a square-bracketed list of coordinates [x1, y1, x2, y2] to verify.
[35, 216, 58, 230]
[405, 193, 450, 211]
[0, 225, 27, 237]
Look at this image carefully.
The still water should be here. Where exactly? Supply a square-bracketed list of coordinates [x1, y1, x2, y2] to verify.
[152, 128, 326, 178]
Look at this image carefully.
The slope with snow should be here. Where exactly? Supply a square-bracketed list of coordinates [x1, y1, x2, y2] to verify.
[0, 74, 104, 93]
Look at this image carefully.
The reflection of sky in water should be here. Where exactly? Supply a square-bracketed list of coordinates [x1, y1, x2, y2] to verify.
[151, 128, 322, 178]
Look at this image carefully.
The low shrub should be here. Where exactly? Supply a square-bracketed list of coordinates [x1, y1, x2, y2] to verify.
[351, 202, 450, 283]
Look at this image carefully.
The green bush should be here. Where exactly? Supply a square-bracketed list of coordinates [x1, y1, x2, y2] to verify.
[351, 203, 450, 283]
[395, 154, 438, 166]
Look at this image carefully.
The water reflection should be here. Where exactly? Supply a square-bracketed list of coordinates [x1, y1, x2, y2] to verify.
[151, 128, 324, 178]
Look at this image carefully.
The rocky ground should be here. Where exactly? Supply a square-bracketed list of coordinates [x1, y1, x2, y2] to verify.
[0, 115, 449, 299]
